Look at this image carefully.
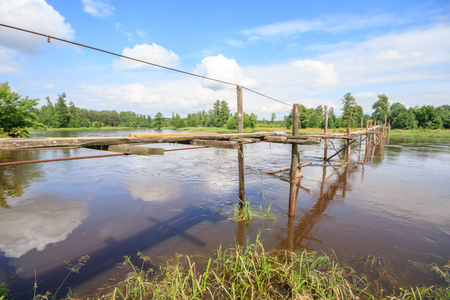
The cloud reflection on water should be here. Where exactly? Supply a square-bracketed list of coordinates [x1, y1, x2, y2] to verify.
[124, 179, 182, 203]
[0, 196, 89, 258]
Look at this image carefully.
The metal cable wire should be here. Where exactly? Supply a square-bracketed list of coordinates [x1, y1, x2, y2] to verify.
[0, 23, 293, 107]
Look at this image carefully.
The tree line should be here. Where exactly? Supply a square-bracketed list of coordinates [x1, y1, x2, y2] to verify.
[1, 81, 449, 138]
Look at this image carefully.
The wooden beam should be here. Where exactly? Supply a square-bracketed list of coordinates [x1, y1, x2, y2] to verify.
[108, 144, 164, 155]
[0, 133, 279, 150]
[191, 139, 240, 149]
[129, 133, 219, 138]
[326, 139, 357, 161]
[267, 162, 312, 175]
[230, 138, 260, 143]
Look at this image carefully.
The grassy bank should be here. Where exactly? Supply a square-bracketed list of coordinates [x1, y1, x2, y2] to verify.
[388, 129, 450, 138]
[29, 126, 135, 132]
[47, 237, 447, 300]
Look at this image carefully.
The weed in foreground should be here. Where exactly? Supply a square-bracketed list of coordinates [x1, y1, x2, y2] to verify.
[230, 197, 276, 222]
[99, 235, 369, 299]
[96, 237, 450, 300]
[33, 255, 90, 300]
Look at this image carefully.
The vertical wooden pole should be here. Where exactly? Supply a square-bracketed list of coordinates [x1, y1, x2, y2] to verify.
[287, 216, 294, 251]
[364, 120, 369, 163]
[237, 85, 244, 134]
[238, 145, 245, 205]
[371, 120, 376, 145]
[323, 105, 328, 160]
[289, 104, 300, 217]
[237, 85, 245, 205]
[358, 117, 363, 162]
[345, 108, 353, 163]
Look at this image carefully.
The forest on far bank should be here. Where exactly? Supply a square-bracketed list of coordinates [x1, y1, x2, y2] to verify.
[1, 81, 449, 137]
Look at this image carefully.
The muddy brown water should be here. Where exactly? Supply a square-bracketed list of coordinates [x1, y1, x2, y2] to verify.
[0, 129, 449, 298]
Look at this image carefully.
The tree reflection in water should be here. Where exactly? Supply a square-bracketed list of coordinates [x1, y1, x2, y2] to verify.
[0, 150, 45, 209]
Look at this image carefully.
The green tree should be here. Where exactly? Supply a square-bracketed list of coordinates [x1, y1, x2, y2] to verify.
[0, 82, 45, 137]
[172, 113, 186, 128]
[226, 113, 238, 130]
[372, 94, 390, 123]
[327, 107, 337, 129]
[154, 112, 164, 129]
[389, 103, 417, 129]
[413, 105, 442, 129]
[340, 92, 357, 127]
[207, 100, 230, 127]
[55, 93, 70, 128]
[437, 105, 450, 129]
[218, 101, 231, 127]
[271, 113, 276, 123]
[392, 111, 417, 129]
[244, 112, 257, 128]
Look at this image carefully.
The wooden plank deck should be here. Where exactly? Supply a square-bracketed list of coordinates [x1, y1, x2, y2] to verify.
[0, 127, 385, 151]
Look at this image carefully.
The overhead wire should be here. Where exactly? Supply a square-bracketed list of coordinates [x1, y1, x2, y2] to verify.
[0, 23, 293, 107]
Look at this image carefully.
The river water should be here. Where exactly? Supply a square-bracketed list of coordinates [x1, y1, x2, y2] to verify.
[0, 129, 449, 298]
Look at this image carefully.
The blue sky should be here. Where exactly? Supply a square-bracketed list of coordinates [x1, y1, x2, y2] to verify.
[0, 0, 449, 119]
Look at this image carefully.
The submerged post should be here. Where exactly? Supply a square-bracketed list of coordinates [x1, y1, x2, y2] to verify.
[346, 108, 353, 163]
[323, 105, 328, 160]
[289, 104, 300, 217]
[237, 85, 245, 205]
[364, 120, 369, 163]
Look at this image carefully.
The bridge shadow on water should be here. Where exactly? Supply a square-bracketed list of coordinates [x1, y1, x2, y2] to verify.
[8, 204, 224, 299]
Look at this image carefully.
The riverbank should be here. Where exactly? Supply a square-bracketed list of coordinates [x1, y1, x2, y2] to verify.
[40, 238, 449, 299]
[388, 129, 450, 138]
[22, 126, 450, 138]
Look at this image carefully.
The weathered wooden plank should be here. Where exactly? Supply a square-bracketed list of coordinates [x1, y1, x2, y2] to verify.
[265, 135, 288, 143]
[285, 139, 320, 145]
[108, 144, 164, 155]
[129, 133, 218, 138]
[0, 132, 279, 150]
[230, 138, 260, 143]
[191, 139, 240, 149]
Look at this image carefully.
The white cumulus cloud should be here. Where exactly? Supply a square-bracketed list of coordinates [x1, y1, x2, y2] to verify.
[114, 43, 180, 70]
[0, 46, 22, 73]
[354, 92, 376, 98]
[377, 50, 424, 61]
[81, 0, 114, 17]
[196, 54, 260, 90]
[292, 60, 339, 88]
[0, 0, 75, 54]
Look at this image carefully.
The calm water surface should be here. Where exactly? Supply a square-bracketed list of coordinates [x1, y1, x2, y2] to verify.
[0, 130, 449, 298]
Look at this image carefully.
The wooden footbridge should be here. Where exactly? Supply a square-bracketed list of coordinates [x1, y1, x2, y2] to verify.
[0, 23, 391, 216]
[0, 101, 389, 217]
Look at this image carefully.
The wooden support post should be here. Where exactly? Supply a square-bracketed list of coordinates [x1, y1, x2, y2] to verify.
[345, 108, 353, 163]
[289, 104, 300, 217]
[237, 85, 245, 206]
[371, 120, 376, 145]
[364, 120, 369, 163]
[238, 144, 245, 206]
[237, 85, 244, 134]
[358, 117, 363, 162]
[323, 105, 328, 160]
[287, 215, 295, 252]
